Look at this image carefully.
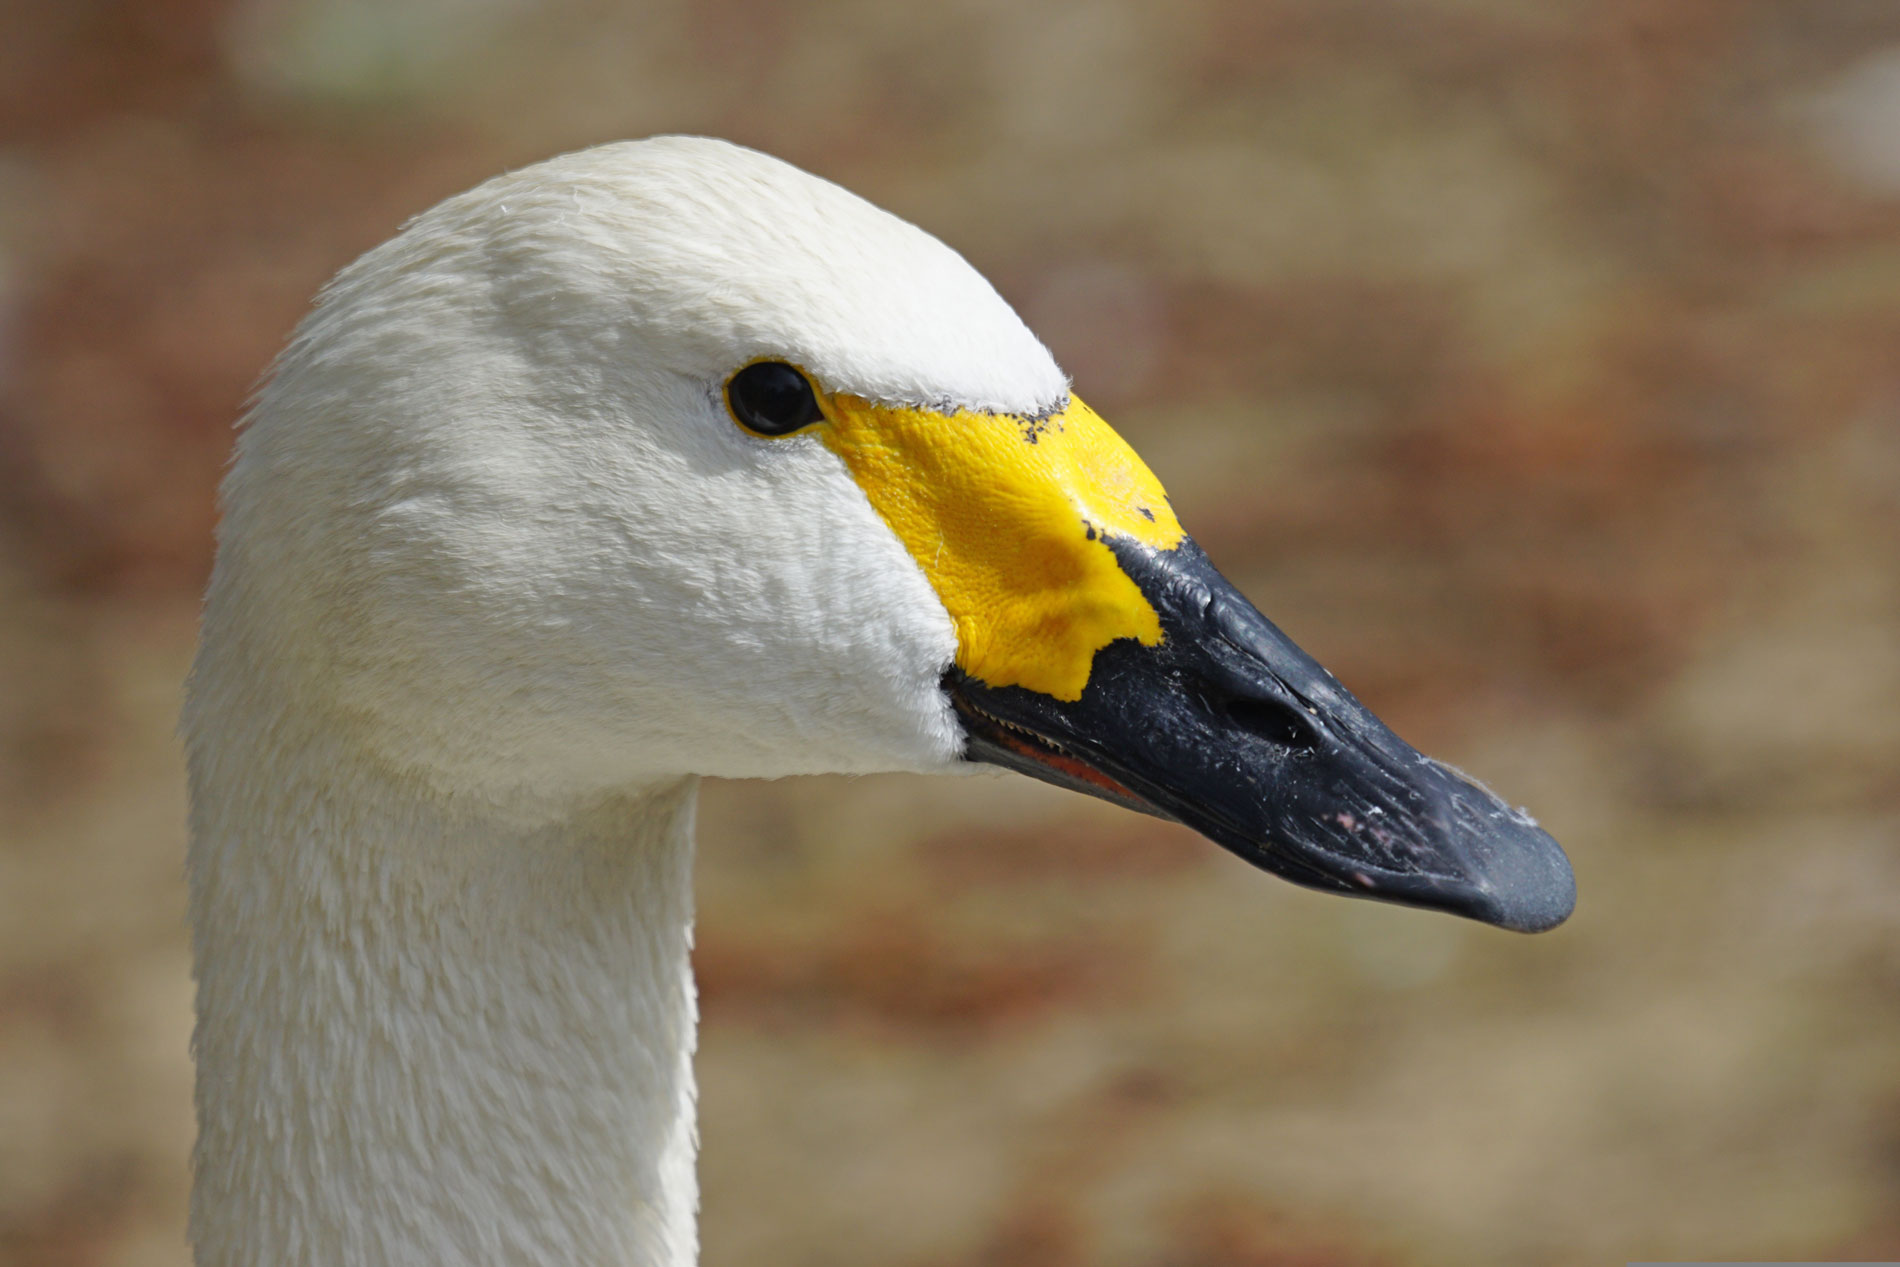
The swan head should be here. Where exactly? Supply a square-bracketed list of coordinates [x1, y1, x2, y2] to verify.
[207, 136, 1573, 931]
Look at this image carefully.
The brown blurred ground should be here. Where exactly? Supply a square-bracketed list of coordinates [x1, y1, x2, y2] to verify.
[4, 2, 1899, 1265]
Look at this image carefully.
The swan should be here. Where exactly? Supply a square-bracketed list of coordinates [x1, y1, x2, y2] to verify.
[183, 135, 1574, 1267]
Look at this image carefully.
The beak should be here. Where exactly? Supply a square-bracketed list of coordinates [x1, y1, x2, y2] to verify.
[947, 535, 1576, 933]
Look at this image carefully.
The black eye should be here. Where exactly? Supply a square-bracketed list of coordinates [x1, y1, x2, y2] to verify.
[727, 361, 824, 436]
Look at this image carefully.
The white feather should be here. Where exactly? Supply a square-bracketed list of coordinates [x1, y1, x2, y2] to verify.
[185, 137, 1066, 1266]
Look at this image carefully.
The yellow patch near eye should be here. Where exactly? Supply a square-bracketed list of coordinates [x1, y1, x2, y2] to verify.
[820, 394, 1184, 701]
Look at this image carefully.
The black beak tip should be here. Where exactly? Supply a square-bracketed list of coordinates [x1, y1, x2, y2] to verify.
[944, 536, 1580, 935]
[1461, 818, 1576, 933]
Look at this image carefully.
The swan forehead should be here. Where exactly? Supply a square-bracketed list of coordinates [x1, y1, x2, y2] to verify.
[488, 136, 1067, 415]
[814, 392, 1183, 702]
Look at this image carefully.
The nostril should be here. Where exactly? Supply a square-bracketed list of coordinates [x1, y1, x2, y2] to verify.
[1221, 694, 1323, 752]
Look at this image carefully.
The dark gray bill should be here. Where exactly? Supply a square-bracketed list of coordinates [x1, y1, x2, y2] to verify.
[945, 536, 1575, 933]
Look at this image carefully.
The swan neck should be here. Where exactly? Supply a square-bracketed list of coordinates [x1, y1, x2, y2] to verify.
[185, 720, 701, 1267]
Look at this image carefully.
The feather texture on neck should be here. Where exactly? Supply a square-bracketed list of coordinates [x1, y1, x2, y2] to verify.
[185, 684, 702, 1266]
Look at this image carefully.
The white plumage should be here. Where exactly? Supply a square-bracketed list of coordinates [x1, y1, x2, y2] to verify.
[187, 137, 1070, 1267]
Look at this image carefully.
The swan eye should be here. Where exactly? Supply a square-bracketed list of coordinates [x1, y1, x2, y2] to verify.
[727, 361, 824, 436]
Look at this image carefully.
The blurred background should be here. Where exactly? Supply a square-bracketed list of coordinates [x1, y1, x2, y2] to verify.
[4, 1, 1899, 1264]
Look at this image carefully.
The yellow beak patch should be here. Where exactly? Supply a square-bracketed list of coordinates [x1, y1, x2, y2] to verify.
[819, 393, 1184, 701]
